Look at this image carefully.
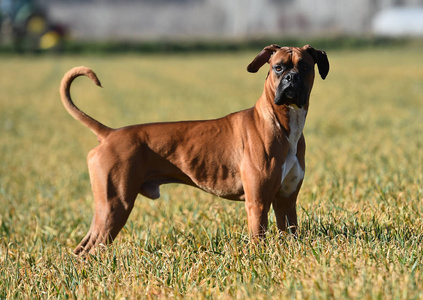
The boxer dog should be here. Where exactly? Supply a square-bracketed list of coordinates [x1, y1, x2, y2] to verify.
[60, 44, 329, 254]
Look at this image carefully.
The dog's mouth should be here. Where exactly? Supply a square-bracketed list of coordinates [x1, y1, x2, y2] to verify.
[275, 86, 305, 108]
[284, 88, 298, 100]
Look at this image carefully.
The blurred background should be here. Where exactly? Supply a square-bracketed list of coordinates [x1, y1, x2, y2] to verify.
[1, 0, 423, 52]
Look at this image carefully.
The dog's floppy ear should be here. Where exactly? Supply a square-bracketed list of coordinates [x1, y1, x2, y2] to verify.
[304, 45, 329, 80]
[247, 44, 281, 73]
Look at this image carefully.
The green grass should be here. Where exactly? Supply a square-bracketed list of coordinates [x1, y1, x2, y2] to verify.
[0, 45, 422, 298]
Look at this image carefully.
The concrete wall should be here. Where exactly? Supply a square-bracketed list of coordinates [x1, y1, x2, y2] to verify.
[42, 0, 423, 41]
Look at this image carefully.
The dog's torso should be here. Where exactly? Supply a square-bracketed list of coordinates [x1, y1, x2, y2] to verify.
[97, 104, 305, 203]
[99, 109, 250, 201]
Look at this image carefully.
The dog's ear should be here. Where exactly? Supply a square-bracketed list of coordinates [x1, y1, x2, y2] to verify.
[247, 44, 281, 73]
[304, 45, 329, 80]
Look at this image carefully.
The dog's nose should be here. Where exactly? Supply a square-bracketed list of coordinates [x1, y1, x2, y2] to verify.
[284, 72, 300, 83]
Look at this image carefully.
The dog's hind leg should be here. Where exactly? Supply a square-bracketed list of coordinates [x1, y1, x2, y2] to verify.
[74, 149, 139, 255]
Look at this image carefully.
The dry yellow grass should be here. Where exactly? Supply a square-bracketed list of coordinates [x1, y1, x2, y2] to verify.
[0, 45, 422, 298]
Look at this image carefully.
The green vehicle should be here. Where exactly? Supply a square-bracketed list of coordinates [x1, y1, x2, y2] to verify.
[0, 0, 66, 51]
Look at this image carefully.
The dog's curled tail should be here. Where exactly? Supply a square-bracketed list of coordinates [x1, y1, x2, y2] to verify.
[60, 66, 111, 139]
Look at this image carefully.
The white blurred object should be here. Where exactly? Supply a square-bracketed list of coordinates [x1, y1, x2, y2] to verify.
[372, 7, 423, 37]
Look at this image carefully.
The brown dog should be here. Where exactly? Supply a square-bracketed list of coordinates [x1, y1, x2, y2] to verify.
[60, 44, 329, 254]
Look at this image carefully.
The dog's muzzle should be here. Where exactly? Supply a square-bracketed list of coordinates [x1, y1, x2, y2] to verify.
[274, 71, 307, 108]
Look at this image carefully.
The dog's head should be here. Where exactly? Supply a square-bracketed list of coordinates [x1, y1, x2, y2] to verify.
[247, 44, 329, 108]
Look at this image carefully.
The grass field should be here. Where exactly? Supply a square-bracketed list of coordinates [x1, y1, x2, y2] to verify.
[0, 44, 422, 298]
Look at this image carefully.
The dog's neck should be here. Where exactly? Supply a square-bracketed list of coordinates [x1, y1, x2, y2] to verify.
[255, 89, 308, 141]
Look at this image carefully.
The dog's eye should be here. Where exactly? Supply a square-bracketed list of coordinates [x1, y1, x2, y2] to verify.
[301, 65, 310, 72]
[274, 65, 283, 73]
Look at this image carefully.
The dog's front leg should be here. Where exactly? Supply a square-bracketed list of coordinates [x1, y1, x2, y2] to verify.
[272, 191, 299, 235]
[241, 167, 273, 239]
[272, 135, 305, 236]
[244, 198, 272, 239]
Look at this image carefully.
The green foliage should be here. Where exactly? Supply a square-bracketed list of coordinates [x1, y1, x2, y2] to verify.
[57, 36, 405, 54]
[0, 45, 422, 298]
[0, 36, 412, 55]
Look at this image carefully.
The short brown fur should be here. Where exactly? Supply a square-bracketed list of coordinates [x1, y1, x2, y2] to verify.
[60, 45, 329, 254]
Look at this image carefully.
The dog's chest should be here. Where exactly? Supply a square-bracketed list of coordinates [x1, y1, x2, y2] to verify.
[279, 107, 306, 197]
